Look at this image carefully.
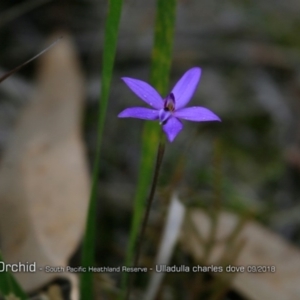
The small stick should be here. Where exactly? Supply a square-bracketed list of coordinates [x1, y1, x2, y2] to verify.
[0, 37, 62, 84]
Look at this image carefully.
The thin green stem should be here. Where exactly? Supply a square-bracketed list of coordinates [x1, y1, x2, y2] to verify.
[125, 133, 166, 300]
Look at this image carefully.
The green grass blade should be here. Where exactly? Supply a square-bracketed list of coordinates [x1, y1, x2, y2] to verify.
[80, 1, 123, 299]
[119, 0, 177, 298]
[0, 251, 27, 299]
[150, 0, 177, 93]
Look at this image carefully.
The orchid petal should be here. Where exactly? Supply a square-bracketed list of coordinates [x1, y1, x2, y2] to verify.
[118, 107, 159, 120]
[159, 109, 171, 124]
[171, 67, 201, 109]
[174, 107, 221, 122]
[162, 117, 183, 142]
[122, 77, 163, 109]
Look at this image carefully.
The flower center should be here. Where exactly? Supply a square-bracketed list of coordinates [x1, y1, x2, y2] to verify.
[159, 93, 176, 124]
[164, 93, 175, 112]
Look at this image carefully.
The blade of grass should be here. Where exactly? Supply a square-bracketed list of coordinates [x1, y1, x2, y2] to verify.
[119, 0, 177, 298]
[80, 0, 123, 299]
[0, 251, 27, 299]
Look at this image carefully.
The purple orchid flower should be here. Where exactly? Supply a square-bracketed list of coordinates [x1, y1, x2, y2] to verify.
[118, 67, 221, 142]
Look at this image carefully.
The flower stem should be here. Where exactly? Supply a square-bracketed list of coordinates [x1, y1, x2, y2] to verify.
[125, 133, 166, 300]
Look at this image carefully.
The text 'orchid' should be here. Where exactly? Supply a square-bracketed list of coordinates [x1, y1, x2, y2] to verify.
[118, 67, 221, 142]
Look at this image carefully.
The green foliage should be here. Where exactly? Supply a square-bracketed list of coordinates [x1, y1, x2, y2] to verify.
[0, 251, 27, 300]
[80, 1, 123, 299]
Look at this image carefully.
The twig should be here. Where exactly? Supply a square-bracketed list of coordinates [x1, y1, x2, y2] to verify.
[0, 37, 62, 84]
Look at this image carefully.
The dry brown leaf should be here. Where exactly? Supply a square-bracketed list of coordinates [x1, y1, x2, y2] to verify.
[182, 210, 300, 300]
[0, 32, 89, 298]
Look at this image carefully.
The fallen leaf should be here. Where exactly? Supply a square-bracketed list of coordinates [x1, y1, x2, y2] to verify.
[0, 32, 89, 298]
